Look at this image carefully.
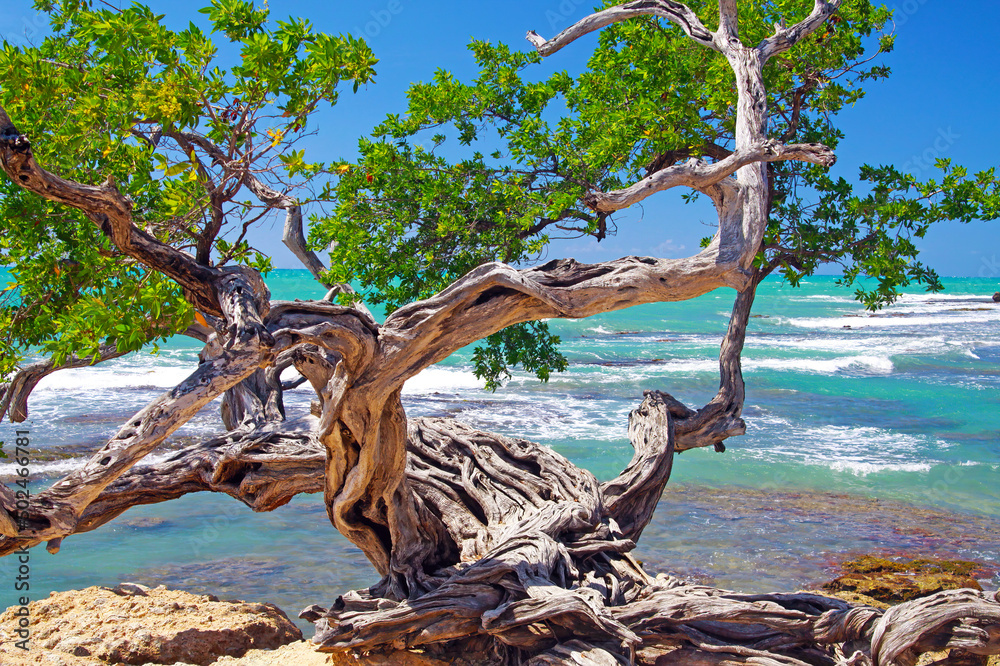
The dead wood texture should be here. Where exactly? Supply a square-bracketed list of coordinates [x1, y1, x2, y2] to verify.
[1, 2, 998, 665]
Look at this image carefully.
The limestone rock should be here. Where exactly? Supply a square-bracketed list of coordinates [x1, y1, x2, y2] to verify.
[213, 641, 331, 665]
[0, 584, 301, 665]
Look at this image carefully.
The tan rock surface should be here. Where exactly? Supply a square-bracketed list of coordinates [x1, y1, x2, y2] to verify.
[0, 584, 301, 665]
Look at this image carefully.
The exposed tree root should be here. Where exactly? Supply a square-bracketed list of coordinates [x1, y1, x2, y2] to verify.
[296, 397, 1000, 666]
[3, 391, 995, 665]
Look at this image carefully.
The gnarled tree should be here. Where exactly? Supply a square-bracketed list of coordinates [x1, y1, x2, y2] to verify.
[2, 1, 999, 664]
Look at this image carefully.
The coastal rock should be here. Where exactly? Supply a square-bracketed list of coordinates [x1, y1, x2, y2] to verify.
[993, 291, 1000, 303]
[823, 555, 984, 604]
[0, 584, 301, 665]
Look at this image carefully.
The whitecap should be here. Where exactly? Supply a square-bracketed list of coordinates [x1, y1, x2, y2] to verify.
[826, 461, 934, 476]
[402, 366, 484, 395]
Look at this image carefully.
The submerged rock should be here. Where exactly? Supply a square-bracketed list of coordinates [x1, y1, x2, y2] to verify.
[0, 583, 301, 665]
[823, 555, 985, 604]
[994, 291, 1000, 303]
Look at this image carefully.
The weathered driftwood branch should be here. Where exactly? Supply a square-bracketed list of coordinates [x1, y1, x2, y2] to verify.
[759, 0, 844, 61]
[582, 140, 836, 215]
[300, 408, 1000, 665]
[6, 3, 994, 665]
[2, 399, 996, 665]
[0, 107, 230, 316]
[281, 204, 330, 286]
[0, 344, 130, 423]
[526, 0, 717, 56]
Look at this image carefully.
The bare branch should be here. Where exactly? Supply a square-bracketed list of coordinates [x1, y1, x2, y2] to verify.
[281, 204, 330, 286]
[0, 270, 274, 549]
[586, 140, 835, 214]
[527, 0, 718, 57]
[759, 0, 844, 61]
[0, 345, 129, 424]
[717, 0, 740, 45]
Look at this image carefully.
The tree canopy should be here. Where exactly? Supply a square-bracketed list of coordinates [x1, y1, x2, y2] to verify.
[0, 0, 376, 383]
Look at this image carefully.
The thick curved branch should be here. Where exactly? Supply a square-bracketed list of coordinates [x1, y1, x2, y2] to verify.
[526, 0, 717, 57]
[870, 589, 1000, 665]
[586, 140, 835, 214]
[0, 272, 273, 549]
[666, 272, 759, 453]
[717, 0, 739, 44]
[0, 107, 226, 315]
[759, 0, 844, 62]
[599, 392, 675, 543]
[0, 344, 129, 423]
[376, 242, 751, 390]
[281, 204, 331, 286]
[74, 423, 324, 538]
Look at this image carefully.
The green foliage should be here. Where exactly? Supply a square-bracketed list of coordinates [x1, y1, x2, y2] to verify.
[313, 0, 978, 386]
[472, 321, 568, 392]
[0, 0, 375, 380]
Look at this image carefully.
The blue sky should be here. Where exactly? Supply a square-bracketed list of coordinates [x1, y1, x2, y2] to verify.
[2, 1, 998, 278]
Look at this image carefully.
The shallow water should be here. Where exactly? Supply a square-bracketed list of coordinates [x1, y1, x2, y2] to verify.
[1, 273, 998, 629]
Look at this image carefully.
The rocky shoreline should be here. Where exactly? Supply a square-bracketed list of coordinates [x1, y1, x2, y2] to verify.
[2, 555, 997, 666]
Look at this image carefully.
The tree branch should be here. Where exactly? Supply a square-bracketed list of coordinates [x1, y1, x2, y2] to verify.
[717, 0, 740, 45]
[0, 106, 228, 315]
[0, 344, 130, 423]
[586, 140, 835, 214]
[759, 0, 844, 62]
[0, 270, 274, 549]
[280, 205, 329, 286]
[526, 0, 718, 57]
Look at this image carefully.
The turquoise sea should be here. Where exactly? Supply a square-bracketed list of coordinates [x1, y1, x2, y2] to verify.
[2, 271, 999, 627]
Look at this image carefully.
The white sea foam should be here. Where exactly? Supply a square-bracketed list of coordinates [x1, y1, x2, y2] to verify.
[797, 295, 856, 303]
[779, 309, 1000, 329]
[744, 355, 894, 374]
[0, 451, 180, 481]
[826, 461, 934, 476]
[741, 423, 935, 474]
[567, 354, 894, 378]
[402, 366, 484, 395]
[35, 365, 195, 392]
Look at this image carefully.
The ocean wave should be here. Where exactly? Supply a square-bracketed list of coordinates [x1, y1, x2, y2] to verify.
[36, 366, 196, 392]
[796, 294, 856, 303]
[745, 355, 893, 374]
[778, 309, 1000, 330]
[740, 423, 935, 473]
[402, 366, 485, 395]
[567, 354, 894, 377]
[0, 450, 181, 482]
[826, 460, 934, 476]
